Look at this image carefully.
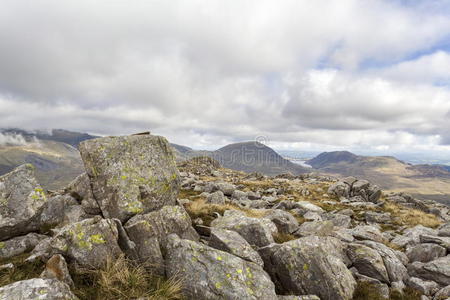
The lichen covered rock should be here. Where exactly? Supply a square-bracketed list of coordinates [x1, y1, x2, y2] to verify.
[0, 164, 48, 240]
[259, 236, 356, 300]
[0, 278, 78, 300]
[165, 234, 277, 300]
[79, 134, 180, 222]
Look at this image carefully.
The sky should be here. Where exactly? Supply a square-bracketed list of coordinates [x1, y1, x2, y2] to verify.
[1, 0, 450, 153]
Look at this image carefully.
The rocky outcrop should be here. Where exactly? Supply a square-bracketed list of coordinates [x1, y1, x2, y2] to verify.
[123, 205, 198, 274]
[165, 234, 277, 300]
[79, 134, 180, 222]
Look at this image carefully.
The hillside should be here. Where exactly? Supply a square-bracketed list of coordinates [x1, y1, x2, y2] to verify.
[308, 151, 450, 205]
[211, 141, 309, 176]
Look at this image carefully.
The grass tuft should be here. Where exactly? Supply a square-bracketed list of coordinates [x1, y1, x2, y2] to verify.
[272, 232, 297, 244]
[0, 254, 44, 287]
[72, 255, 183, 300]
[383, 201, 442, 228]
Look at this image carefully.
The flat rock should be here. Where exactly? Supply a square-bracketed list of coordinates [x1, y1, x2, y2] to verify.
[408, 256, 450, 286]
[211, 211, 277, 248]
[79, 134, 180, 222]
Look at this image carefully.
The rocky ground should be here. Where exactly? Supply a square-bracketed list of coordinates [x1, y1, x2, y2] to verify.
[1, 134, 450, 300]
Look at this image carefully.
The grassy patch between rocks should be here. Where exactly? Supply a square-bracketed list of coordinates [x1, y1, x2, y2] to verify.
[0, 254, 44, 287]
[72, 255, 184, 300]
[383, 201, 442, 228]
[352, 281, 422, 300]
[272, 232, 297, 244]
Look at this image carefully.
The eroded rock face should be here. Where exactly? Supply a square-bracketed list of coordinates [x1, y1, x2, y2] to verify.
[165, 234, 277, 300]
[259, 237, 356, 300]
[79, 134, 180, 222]
[211, 210, 277, 248]
[406, 243, 446, 263]
[30, 217, 122, 270]
[124, 205, 198, 274]
[0, 278, 78, 300]
[347, 243, 389, 283]
[0, 164, 48, 240]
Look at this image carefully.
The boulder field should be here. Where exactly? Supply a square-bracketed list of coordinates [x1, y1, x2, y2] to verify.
[0, 133, 450, 300]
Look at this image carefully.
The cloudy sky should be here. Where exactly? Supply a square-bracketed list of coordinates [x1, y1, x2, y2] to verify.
[1, 0, 450, 152]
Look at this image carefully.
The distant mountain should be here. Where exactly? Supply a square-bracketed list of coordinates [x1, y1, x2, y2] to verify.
[0, 128, 99, 189]
[308, 151, 450, 205]
[1, 128, 98, 148]
[211, 141, 309, 176]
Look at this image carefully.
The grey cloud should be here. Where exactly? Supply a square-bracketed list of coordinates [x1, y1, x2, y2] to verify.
[0, 0, 450, 151]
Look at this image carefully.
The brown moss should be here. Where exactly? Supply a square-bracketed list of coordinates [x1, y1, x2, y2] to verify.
[273, 232, 297, 244]
[383, 201, 442, 228]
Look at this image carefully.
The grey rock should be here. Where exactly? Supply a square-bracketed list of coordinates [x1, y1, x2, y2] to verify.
[211, 211, 277, 248]
[352, 272, 390, 299]
[232, 190, 248, 200]
[347, 243, 390, 283]
[208, 228, 263, 266]
[294, 220, 334, 237]
[328, 181, 350, 198]
[365, 211, 391, 224]
[0, 164, 48, 240]
[408, 256, 450, 286]
[406, 243, 447, 263]
[325, 213, 352, 228]
[246, 191, 261, 200]
[0, 233, 47, 259]
[406, 277, 440, 296]
[79, 134, 180, 222]
[420, 235, 450, 251]
[303, 211, 322, 222]
[165, 234, 277, 300]
[351, 225, 387, 243]
[264, 209, 299, 234]
[65, 172, 101, 215]
[391, 225, 438, 248]
[360, 240, 409, 283]
[124, 205, 198, 274]
[259, 236, 356, 300]
[277, 296, 320, 300]
[438, 223, 450, 237]
[434, 285, 450, 299]
[216, 182, 236, 196]
[0, 278, 78, 300]
[206, 191, 226, 205]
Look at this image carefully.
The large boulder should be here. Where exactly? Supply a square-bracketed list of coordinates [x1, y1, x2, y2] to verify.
[0, 164, 48, 240]
[208, 228, 263, 266]
[259, 236, 356, 300]
[211, 210, 277, 248]
[30, 217, 122, 270]
[79, 134, 180, 222]
[165, 234, 277, 300]
[0, 278, 78, 300]
[123, 205, 199, 274]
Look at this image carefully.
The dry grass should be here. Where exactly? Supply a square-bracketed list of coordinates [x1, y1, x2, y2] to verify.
[273, 232, 297, 244]
[383, 201, 442, 228]
[353, 282, 422, 300]
[185, 198, 269, 225]
[0, 254, 44, 287]
[72, 255, 183, 300]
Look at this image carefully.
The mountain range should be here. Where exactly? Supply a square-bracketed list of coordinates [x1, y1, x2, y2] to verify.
[0, 128, 449, 205]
